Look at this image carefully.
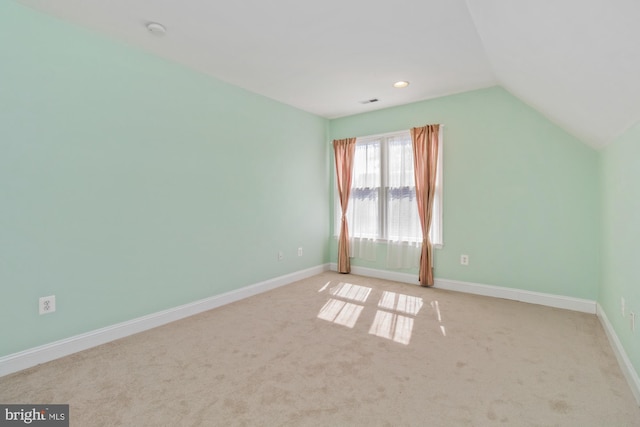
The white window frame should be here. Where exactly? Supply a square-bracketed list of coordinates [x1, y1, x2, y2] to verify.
[334, 129, 443, 248]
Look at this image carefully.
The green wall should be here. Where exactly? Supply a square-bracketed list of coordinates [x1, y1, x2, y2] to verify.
[329, 87, 601, 300]
[601, 121, 640, 375]
[0, 2, 329, 357]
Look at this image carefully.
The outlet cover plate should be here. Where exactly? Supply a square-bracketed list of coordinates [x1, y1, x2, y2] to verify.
[39, 295, 56, 315]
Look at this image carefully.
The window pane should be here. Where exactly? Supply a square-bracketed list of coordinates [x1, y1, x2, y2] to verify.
[387, 186, 421, 242]
[352, 141, 380, 188]
[346, 141, 381, 239]
[387, 135, 421, 242]
[387, 135, 415, 187]
[349, 188, 379, 239]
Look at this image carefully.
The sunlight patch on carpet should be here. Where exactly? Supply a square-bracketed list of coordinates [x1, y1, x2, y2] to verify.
[431, 300, 447, 336]
[317, 299, 364, 328]
[378, 291, 423, 316]
[369, 310, 414, 345]
[330, 282, 372, 303]
[318, 281, 331, 292]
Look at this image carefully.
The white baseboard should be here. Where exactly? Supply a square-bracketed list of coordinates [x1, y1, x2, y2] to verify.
[0, 264, 330, 377]
[435, 278, 596, 314]
[329, 263, 596, 314]
[597, 304, 640, 405]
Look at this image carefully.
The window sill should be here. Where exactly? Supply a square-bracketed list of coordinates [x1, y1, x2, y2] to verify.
[332, 235, 443, 249]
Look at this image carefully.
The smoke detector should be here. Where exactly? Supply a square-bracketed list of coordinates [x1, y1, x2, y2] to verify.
[146, 22, 166, 36]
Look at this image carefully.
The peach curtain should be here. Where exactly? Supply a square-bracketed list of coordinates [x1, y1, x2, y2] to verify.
[333, 138, 357, 273]
[411, 125, 440, 286]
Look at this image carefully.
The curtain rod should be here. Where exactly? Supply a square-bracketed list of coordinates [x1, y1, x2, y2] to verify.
[329, 124, 444, 144]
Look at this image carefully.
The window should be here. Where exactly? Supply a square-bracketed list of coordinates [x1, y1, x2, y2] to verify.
[335, 130, 443, 246]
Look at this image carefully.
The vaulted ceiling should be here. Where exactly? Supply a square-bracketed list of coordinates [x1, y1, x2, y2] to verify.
[16, 0, 640, 148]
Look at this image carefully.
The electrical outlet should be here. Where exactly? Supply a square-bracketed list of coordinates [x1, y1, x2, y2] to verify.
[278, 251, 284, 261]
[460, 254, 469, 266]
[297, 247, 303, 257]
[622, 297, 626, 317]
[39, 295, 56, 315]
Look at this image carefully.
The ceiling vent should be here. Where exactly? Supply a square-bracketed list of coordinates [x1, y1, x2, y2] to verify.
[360, 98, 379, 104]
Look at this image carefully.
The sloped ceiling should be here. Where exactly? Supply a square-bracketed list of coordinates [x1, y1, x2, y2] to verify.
[14, 0, 640, 148]
[466, 0, 640, 147]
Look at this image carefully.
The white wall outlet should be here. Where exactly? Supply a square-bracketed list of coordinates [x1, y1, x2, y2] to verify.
[297, 247, 303, 257]
[39, 295, 56, 315]
[631, 311, 635, 332]
[460, 254, 469, 266]
[278, 251, 284, 261]
[622, 297, 626, 317]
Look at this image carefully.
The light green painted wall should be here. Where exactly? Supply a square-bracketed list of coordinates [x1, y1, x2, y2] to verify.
[0, 1, 611, 364]
[329, 87, 600, 300]
[0, 2, 329, 356]
[601, 121, 640, 375]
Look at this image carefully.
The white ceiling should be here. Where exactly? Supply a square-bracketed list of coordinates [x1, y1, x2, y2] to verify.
[16, 0, 640, 148]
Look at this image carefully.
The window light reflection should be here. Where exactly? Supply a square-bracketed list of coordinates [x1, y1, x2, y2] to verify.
[431, 300, 442, 322]
[330, 282, 372, 303]
[318, 281, 331, 292]
[431, 300, 446, 337]
[378, 291, 423, 316]
[368, 310, 414, 345]
[317, 298, 364, 328]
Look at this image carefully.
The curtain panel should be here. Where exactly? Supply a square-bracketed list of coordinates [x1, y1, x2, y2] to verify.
[411, 125, 440, 286]
[333, 138, 357, 273]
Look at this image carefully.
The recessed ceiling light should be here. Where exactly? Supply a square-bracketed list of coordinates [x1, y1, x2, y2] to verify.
[146, 22, 166, 36]
[393, 81, 410, 88]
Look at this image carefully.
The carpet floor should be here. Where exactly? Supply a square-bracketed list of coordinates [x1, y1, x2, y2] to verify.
[2, 272, 639, 426]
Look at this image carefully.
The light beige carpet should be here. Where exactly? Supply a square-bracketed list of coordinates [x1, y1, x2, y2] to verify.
[2, 272, 639, 426]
